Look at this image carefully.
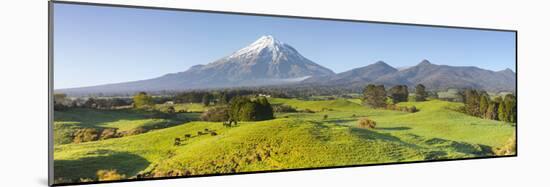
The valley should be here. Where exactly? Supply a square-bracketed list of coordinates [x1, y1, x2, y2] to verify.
[53, 97, 515, 182]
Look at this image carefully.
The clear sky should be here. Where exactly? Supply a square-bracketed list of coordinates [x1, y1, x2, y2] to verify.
[54, 3, 516, 89]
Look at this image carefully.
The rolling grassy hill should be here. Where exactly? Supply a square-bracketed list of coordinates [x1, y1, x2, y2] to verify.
[53, 98, 515, 182]
[53, 108, 190, 145]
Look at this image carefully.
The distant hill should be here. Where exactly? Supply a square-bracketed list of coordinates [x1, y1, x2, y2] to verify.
[304, 60, 516, 92]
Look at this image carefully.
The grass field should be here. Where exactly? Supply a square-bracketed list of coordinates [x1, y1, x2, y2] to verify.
[53, 108, 189, 145]
[53, 98, 515, 182]
[155, 103, 211, 112]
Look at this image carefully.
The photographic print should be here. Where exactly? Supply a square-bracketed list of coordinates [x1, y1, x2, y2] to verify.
[50, 2, 517, 185]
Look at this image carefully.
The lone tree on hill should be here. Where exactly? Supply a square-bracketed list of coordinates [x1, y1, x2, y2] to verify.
[362, 84, 387, 108]
[415, 84, 428, 101]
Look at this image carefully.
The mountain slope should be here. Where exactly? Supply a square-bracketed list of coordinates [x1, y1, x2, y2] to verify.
[303, 61, 398, 85]
[373, 60, 516, 91]
[58, 35, 334, 95]
[305, 60, 515, 92]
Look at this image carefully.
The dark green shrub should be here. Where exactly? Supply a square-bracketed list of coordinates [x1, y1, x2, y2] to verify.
[166, 106, 176, 114]
[272, 104, 297, 113]
[229, 96, 274, 121]
[409, 106, 418, 113]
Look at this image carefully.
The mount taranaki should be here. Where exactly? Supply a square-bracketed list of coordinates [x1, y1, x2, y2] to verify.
[58, 35, 515, 95]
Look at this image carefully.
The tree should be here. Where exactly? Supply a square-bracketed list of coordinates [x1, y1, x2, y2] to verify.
[485, 100, 498, 120]
[202, 94, 212, 106]
[218, 93, 228, 105]
[133, 92, 153, 108]
[415, 84, 428, 101]
[256, 96, 274, 120]
[497, 96, 507, 122]
[362, 84, 387, 108]
[166, 106, 175, 114]
[389, 85, 409, 103]
[479, 92, 490, 118]
[464, 89, 481, 117]
[504, 94, 517, 123]
[229, 96, 274, 121]
[53, 93, 69, 110]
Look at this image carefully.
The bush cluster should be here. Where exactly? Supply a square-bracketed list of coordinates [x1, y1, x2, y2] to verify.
[358, 117, 376, 129]
[200, 106, 230, 122]
[386, 104, 418, 113]
[493, 135, 516, 156]
[73, 128, 99, 143]
[96, 169, 126, 181]
[272, 104, 297, 113]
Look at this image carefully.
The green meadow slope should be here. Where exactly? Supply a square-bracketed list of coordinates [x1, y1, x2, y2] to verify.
[53, 99, 515, 182]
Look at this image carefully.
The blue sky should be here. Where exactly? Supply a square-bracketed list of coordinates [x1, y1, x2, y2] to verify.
[54, 3, 516, 89]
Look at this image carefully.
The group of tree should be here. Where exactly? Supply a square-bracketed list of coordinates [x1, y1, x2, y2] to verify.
[200, 96, 275, 122]
[362, 84, 428, 108]
[388, 85, 409, 103]
[83, 98, 130, 109]
[54, 92, 134, 110]
[173, 89, 289, 105]
[462, 89, 516, 123]
[362, 84, 388, 108]
[229, 96, 274, 121]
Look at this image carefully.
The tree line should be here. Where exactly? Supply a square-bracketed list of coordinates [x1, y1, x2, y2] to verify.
[463, 89, 516, 123]
[362, 84, 428, 108]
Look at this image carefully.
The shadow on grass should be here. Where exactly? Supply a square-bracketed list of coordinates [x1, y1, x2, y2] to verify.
[323, 119, 356, 124]
[54, 108, 187, 129]
[350, 128, 494, 158]
[54, 150, 149, 182]
[350, 127, 404, 142]
[376, 126, 411, 131]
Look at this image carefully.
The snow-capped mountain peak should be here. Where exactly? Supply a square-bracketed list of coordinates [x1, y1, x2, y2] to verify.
[229, 35, 287, 59]
[58, 35, 335, 94]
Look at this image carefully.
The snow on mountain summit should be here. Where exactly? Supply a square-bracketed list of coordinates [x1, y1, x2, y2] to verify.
[227, 35, 298, 62]
[200, 35, 334, 79]
[231, 35, 282, 57]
